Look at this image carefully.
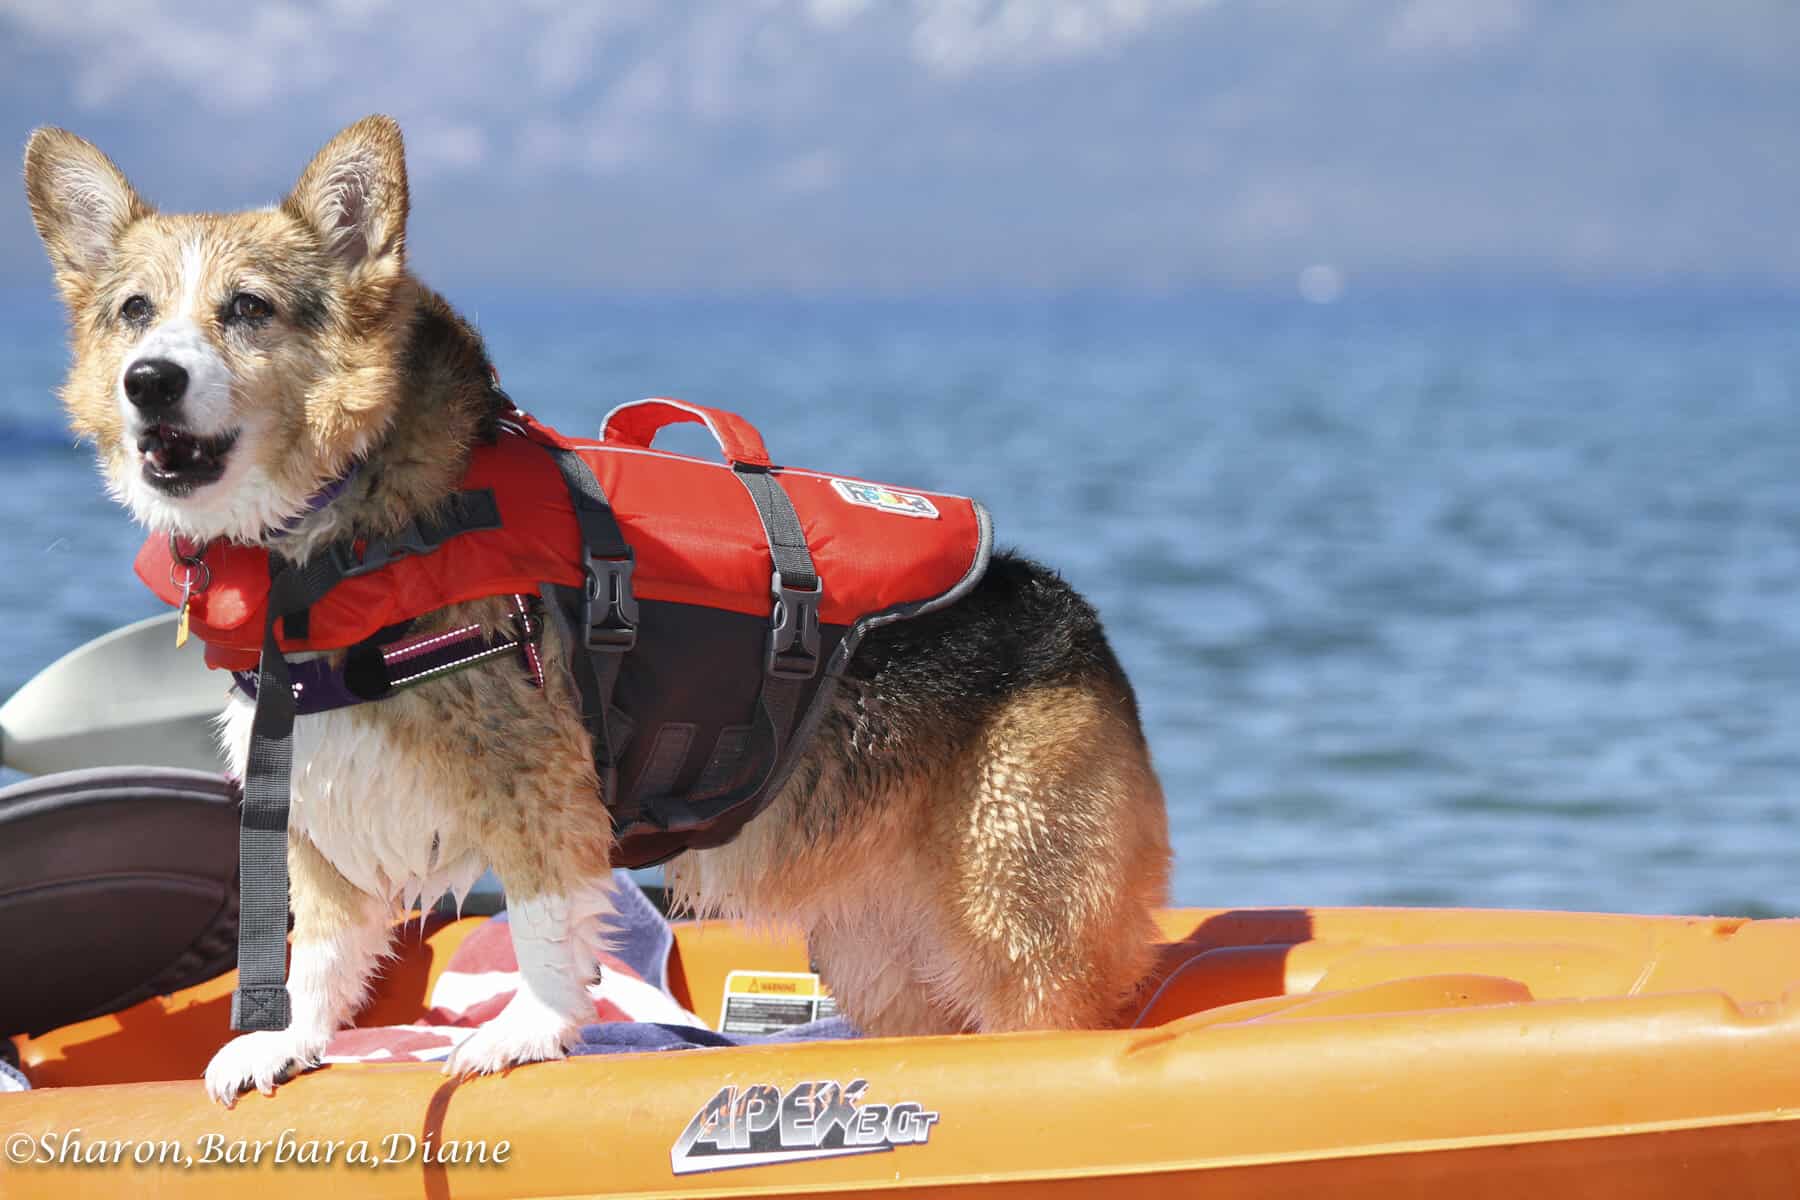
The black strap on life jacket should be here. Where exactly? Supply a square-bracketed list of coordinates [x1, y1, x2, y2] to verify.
[601, 464, 825, 867]
[535, 443, 638, 820]
[528, 436, 826, 868]
[731, 462, 821, 783]
[230, 491, 503, 1033]
[734, 464, 822, 684]
[277, 490, 503, 643]
[234, 556, 350, 1031]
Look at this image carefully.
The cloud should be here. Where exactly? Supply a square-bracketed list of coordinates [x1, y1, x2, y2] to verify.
[408, 120, 489, 173]
[0, 1, 1220, 130]
[4, 0, 364, 109]
[772, 149, 843, 194]
[1387, 0, 1530, 56]
[903, 0, 1217, 75]
[0, 0, 1796, 291]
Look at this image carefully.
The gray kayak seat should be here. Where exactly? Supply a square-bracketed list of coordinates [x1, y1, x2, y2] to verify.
[0, 767, 241, 1037]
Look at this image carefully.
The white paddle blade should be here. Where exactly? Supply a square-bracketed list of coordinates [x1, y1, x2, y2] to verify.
[0, 613, 228, 774]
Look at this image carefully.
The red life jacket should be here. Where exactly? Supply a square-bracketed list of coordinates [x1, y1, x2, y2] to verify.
[138, 401, 988, 670]
[135, 397, 992, 868]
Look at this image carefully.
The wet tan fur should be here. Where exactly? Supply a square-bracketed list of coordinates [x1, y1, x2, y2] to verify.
[672, 682, 1169, 1033]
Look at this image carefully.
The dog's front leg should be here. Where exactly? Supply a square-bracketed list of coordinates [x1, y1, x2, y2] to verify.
[204, 834, 392, 1106]
[442, 890, 598, 1078]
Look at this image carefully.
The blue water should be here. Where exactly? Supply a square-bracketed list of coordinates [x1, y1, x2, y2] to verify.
[3, 287, 1797, 916]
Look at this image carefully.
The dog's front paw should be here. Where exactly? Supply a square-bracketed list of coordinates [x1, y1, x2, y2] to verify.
[204, 1030, 329, 1107]
[443, 997, 582, 1080]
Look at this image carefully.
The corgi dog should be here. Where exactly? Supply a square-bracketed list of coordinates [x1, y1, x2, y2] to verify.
[22, 116, 1171, 1106]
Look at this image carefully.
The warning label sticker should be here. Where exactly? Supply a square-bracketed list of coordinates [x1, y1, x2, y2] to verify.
[720, 971, 836, 1035]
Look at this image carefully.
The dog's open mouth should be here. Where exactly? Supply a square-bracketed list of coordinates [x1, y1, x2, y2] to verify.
[137, 424, 238, 494]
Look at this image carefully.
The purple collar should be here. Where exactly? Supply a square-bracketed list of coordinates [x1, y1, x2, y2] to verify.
[232, 660, 366, 715]
[269, 463, 362, 539]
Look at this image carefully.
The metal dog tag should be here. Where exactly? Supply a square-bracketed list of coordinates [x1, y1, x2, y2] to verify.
[168, 538, 210, 651]
[175, 579, 192, 648]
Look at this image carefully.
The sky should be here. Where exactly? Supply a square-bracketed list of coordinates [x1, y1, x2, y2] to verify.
[1, 0, 1797, 295]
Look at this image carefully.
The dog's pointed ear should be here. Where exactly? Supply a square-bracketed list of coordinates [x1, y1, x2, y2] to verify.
[284, 115, 409, 273]
[22, 128, 152, 300]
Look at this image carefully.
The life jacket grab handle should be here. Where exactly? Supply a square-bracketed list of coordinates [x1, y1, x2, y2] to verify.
[601, 397, 774, 469]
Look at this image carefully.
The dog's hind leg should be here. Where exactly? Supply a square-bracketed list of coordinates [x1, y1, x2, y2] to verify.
[204, 834, 394, 1105]
[923, 683, 1171, 1033]
[807, 906, 966, 1036]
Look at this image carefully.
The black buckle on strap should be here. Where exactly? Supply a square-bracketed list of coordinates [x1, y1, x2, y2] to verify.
[322, 520, 437, 580]
[322, 538, 369, 579]
[584, 552, 639, 652]
[767, 572, 821, 679]
[320, 490, 502, 581]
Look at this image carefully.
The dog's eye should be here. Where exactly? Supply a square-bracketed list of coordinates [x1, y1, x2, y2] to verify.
[120, 295, 151, 323]
[229, 293, 273, 323]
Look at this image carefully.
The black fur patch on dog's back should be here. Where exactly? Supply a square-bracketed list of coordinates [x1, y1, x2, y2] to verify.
[817, 551, 1144, 799]
[851, 551, 1138, 710]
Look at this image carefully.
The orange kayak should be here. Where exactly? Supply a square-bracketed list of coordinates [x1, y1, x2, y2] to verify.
[5, 905, 1800, 1197]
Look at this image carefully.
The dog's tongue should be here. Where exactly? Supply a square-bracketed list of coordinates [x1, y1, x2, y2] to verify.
[140, 424, 204, 471]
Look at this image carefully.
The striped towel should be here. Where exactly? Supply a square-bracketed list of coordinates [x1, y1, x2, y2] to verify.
[321, 871, 704, 1065]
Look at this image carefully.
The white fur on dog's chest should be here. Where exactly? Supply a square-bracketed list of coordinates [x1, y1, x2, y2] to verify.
[219, 694, 486, 905]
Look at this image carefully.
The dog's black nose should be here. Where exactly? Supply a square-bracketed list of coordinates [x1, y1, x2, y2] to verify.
[123, 358, 189, 412]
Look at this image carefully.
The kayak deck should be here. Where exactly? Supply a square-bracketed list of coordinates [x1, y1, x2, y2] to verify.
[7, 906, 1800, 1197]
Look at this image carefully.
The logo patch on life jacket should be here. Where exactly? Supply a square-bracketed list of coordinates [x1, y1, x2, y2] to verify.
[830, 479, 940, 519]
